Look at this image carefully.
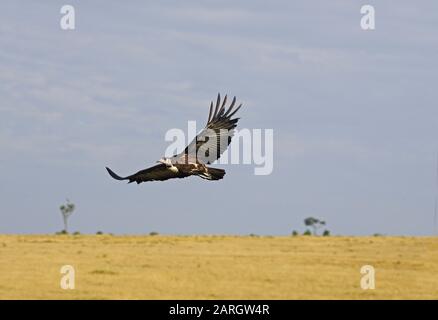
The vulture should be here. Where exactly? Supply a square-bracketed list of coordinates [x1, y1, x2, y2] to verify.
[106, 94, 242, 183]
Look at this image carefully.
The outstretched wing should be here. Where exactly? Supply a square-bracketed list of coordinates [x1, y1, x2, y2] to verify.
[174, 93, 242, 164]
[106, 164, 188, 184]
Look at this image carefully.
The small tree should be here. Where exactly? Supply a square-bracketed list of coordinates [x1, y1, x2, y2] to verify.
[322, 230, 330, 236]
[304, 217, 326, 236]
[60, 199, 75, 233]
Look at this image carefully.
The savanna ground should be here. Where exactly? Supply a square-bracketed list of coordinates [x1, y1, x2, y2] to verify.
[0, 235, 437, 299]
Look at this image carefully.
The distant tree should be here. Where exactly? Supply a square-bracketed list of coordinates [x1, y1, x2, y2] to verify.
[291, 230, 299, 236]
[322, 230, 330, 237]
[304, 217, 326, 236]
[60, 199, 75, 233]
[149, 231, 159, 236]
[96, 231, 103, 235]
[303, 229, 312, 236]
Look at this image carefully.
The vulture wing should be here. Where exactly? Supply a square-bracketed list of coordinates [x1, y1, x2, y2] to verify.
[106, 164, 188, 184]
[175, 93, 242, 164]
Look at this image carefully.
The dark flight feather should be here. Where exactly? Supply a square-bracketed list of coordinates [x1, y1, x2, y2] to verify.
[106, 93, 242, 183]
[106, 164, 188, 184]
[177, 94, 243, 164]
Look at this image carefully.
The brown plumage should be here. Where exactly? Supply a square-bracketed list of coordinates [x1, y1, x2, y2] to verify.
[174, 93, 242, 165]
[106, 93, 241, 184]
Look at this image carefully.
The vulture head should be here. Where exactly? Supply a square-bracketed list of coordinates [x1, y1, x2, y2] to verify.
[157, 157, 172, 167]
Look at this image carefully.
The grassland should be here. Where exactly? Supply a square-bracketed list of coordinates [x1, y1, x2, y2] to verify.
[0, 235, 437, 299]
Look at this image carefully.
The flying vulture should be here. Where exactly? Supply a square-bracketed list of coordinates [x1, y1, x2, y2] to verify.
[106, 94, 242, 183]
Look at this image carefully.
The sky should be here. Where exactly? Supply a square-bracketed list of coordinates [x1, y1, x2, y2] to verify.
[1, 1, 437, 236]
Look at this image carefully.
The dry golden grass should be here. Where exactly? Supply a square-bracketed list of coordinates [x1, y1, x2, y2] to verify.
[0, 235, 437, 299]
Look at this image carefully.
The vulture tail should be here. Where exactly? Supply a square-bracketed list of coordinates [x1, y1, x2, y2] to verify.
[106, 167, 128, 181]
[204, 167, 226, 181]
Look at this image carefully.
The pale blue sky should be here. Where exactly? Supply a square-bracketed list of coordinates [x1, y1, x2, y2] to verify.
[1, 1, 437, 235]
